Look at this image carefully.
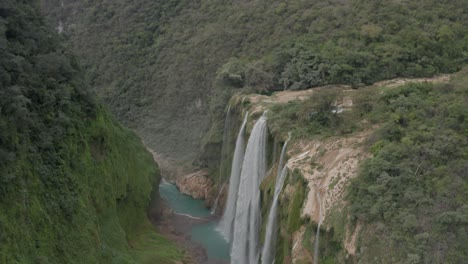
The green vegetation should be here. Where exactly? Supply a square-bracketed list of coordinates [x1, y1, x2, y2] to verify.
[270, 169, 309, 263]
[0, 1, 181, 263]
[346, 72, 468, 262]
[38, 0, 468, 261]
[257, 70, 468, 262]
[42, 0, 468, 170]
[287, 180, 306, 233]
[268, 88, 357, 139]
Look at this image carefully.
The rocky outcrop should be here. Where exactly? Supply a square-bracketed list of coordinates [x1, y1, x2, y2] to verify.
[175, 170, 214, 200]
[291, 226, 313, 264]
[344, 222, 362, 256]
[286, 131, 370, 223]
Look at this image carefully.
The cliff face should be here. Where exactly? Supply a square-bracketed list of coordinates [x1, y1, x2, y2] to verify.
[231, 86, 367, 263]
[175, 171, 213, 201]
[208, 72, 467, 263]
[0, 2, 181, 263]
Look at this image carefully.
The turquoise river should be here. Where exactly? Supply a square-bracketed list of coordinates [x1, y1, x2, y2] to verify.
[159, 181, 231, 262]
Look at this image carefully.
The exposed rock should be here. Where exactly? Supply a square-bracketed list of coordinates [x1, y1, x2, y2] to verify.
[176, 170, 214, 201]
[291, 226, 313, 264]
[372, 74, 450, 88]
[286, 131, 370, 224]
[344, 222, 362, 256]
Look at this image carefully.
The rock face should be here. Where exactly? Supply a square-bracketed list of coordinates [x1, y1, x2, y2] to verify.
[286, 131, 370, 223]
[176, 171, 214, 201]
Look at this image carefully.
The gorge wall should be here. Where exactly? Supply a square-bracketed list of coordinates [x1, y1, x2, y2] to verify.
[0, 2, 181, 263]
[200, 71, 467, 263]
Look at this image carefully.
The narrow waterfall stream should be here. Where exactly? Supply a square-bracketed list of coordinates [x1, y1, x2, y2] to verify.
[211, 183, 226, 215]
[219, 113, 248, 241]
[261, 166, 288, 264]
[314, 190, 324, 264]
[231, 113, 268, 264]
[261, 135, 290, 264]
[212, 106, 232, 215]
[219, 105, 232, 180]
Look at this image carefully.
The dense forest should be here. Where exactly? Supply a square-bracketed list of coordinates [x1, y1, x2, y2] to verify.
[2, 0, 467, 263]
[0, 1, 180, 263]
[41, 0, 468, 172]
[233, 69, 468, 263]
[347, 75, 468, 263]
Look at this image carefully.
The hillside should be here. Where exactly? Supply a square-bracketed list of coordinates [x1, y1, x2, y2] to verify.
[35, 0, 468, 263]
[40, 0, 468, 173]
[222, 70, 468, 263]
[0, 1, 181, 263]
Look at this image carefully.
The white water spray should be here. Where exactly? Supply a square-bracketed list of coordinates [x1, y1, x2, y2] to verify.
[174, 212, 204, 220]
[219, 113, 248, 241]
[231, 113, 268, 264]
[261, 134, 290, 264]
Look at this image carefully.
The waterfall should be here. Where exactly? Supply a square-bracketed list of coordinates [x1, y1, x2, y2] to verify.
[313, 190, 323, 264]
[261, 135, 290, 264]
[212, 106, 231, 215]
[211, 183, 226, 215]
[219, 105, 232, 181]
[231, 113, 268, 264]
[218, 113, 248, 241]
[261, 166, 288, 264]
[277, 133, 290, 175]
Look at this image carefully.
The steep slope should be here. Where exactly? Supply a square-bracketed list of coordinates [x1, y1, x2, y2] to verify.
[40, 0, 468, 173]
[221, 70, 467, 263]
[0, 1, 181, 263]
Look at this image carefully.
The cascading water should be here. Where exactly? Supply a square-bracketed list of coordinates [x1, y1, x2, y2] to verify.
[218, 113, 248, 241]
[277, 133, 291, 175]
[261, 135, 290, 264]
[211, 183, 226, 215]
[313, 190, 324, 264]
[231, 113, 268, 264]
[261, 166, 288, 264]
[212, 106, 232, 215]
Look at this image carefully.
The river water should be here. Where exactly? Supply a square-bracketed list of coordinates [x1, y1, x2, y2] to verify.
[159, 181, 230, 262]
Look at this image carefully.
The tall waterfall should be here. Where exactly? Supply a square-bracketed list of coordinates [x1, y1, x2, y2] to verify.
[313, 190, 323, 264]
[219, 113, 248, 241]
[231, 114, 268, 264]
[261, 136, 290, 264]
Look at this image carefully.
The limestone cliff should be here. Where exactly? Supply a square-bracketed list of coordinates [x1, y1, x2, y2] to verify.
[209, 72, 463, 263]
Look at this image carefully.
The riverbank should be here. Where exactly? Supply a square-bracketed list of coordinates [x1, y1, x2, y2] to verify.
[151, 182, 230, 264]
